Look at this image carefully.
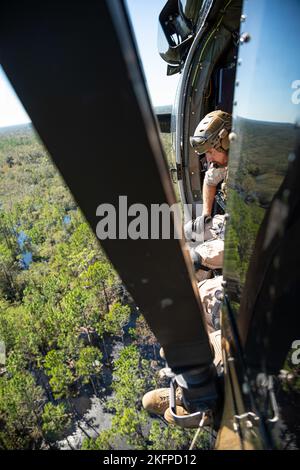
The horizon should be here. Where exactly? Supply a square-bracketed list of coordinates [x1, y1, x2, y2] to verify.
[1, 0, 299, 128]
[0, 114, 296, 132]
[0, 1, 178, 129]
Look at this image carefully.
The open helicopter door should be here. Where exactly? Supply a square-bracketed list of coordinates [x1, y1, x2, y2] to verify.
[0, 0, 217, 417]
[167, 0, 242, 219]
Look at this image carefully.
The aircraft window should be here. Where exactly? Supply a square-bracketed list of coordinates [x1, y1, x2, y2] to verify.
[224, 0, 300, 307]
[223, 0, 300, 448]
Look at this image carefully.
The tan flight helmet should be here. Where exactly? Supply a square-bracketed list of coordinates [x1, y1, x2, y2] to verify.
[190, 110, 232, 155]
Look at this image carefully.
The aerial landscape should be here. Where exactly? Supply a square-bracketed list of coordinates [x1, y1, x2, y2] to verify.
[0, 123, 207, 450]
[1, 0, 299, 456]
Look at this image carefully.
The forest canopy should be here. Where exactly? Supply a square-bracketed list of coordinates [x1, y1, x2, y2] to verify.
[0, 125, 204, 450]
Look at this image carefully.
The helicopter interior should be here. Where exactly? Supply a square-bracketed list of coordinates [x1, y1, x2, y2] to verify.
[177, 2, 242, 214]
[157, 0, 242, 213]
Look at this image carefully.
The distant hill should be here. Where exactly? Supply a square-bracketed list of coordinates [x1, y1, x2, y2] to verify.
[230, 116, 298, 207]
[0, 122, 32, 135]
[154, 105, 172, 115]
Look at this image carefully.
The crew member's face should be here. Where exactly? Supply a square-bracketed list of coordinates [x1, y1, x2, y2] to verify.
[205, 147, 228, 165]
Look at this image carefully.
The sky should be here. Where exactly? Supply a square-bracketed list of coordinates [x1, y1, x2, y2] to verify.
[234, 0, 300, 124]
[126, 0, 179, 107]
[0, 68, 31, 128]
[0, 0, 178, 128]
[1, 0, 299, 127]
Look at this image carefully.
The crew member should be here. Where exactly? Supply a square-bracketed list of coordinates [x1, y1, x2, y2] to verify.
[142, 111, 232, 426]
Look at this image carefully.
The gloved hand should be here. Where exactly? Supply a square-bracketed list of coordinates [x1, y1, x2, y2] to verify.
[189, 247, 203, 271]
[184, 215, 212, 243]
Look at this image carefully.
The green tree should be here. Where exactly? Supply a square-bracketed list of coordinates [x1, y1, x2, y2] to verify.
[102, 302, 131, 337]
[43, 350, 74, 399]
[111, 407, 147, 449]
[75, 346, 102, 394]
[0, 370, 44, 449]
[83, 260, 116, 313]
[42, 402, 71, 442]
[81, 429, 114, 450]
[82, 345, 157, 450]
[148, 420, 210, 450]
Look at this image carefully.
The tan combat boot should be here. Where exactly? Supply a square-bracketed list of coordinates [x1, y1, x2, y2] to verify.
[164, 405, 190, 425]
[142, 387, 182, 416]
[164, 405, 210, 428]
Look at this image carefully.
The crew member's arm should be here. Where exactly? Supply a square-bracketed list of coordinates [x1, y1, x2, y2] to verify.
[202, 181, 217, 216]
[202, 164, 227, 216]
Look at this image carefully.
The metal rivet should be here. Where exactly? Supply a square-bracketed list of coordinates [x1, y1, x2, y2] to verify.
[235, 81, 239, 87]
[288, 152, 296, 163]
[238, 59, 242, 66]
[240, 32, 251, 43]
[269, 286, 276, 298]
[241, 14, 247, 22]
[229, 132, 237, 142]
[287, 373, 295, 383]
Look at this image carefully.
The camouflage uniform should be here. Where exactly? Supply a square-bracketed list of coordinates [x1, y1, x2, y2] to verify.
[189, 111, 231, 329]
[190, 109, 231, 209]
[198, 276, 223, 333]
[195, 164, 227, 326]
